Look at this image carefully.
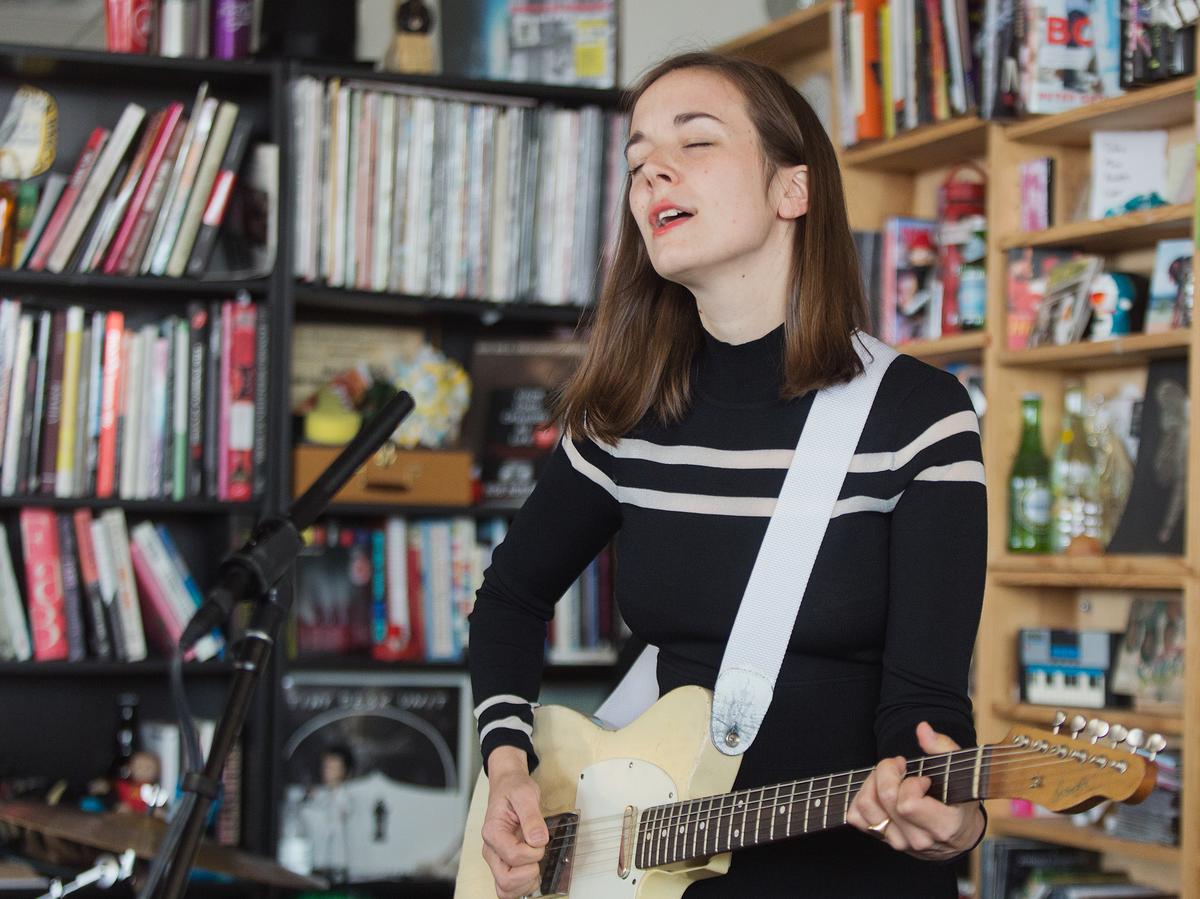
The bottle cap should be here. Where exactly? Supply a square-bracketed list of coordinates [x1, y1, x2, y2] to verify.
[1021, 391, 1041, 401]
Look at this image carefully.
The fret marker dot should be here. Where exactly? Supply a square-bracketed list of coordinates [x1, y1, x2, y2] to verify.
[736, 801, 743, 809]
[699, 822, 706, 830]
[660, 829, 667, 839]
[778, 807, 785, 815]
[733, 829, 740, 838]
[678, 826, 685, 835]
[814, 799, 821, 807]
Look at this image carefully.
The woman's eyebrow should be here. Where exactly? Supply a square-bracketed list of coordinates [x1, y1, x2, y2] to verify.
[624, 112, 726, 157]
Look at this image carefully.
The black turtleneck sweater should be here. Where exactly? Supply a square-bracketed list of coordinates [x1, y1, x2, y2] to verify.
[468, 325, 987, 897]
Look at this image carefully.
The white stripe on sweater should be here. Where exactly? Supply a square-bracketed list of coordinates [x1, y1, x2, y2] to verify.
[602, 438, 795, 470]
[848, 411, 979, 473]
[473, 694, 535, 720]
[479, 716, 534, 743]
[563, 437, 618, 498]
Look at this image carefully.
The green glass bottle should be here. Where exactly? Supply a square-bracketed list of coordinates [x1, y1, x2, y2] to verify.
[1009, 393, 1052, 553]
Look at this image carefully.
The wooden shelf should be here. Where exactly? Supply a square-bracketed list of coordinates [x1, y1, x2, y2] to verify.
[990, 816, 1180, 865]
[841, 117, 988, 172]
[989, 554, 1190, 589]
[1005, 77, 1197, 146]
[993, 702, 1185, 737]
[286, 657, 617, 680]
[0, 41, 276, 84]
[714, 2, 832, 62]
[0, 269, 269, 298]
[897, 331, 988, 363]
[997, 329, 1191, 370]
[0, 496, 260, 515]
[293, 283, 590, 324]
[312, 502, 517, 519]
[999, 203, 1193, 253]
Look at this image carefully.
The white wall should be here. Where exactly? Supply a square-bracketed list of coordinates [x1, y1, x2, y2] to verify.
[619, 0, 768, 86]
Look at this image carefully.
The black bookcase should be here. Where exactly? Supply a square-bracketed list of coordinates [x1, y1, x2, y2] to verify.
[0, 42, 625, 896]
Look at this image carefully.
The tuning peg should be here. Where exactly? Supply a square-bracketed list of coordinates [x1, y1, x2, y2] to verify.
[1124, 728, 1145, 754]
[1108, 724, 1128, 747]
[1051, 710, 1068, 734]
[1085, 719, 1110, 743]
[1145, 733, 1167, 761]
[1069, 715, 1087, 739]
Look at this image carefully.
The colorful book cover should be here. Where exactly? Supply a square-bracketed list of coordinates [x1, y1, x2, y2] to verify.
[18, 507, 68, 661]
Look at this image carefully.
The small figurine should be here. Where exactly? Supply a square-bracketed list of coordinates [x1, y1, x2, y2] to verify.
[383, 0, 435, 75]
[112, 750, 165, 815]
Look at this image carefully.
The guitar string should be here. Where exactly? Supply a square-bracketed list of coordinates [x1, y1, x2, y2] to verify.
[540, 743, 1075, 848]
[544, 743, 1144, 859]
[561, 745, 1124, 879]
[535, 747, 1148, 869]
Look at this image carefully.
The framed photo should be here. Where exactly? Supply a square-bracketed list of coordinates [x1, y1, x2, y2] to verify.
[1028, 255, 1102, 347]
[276, 670, 476, 883]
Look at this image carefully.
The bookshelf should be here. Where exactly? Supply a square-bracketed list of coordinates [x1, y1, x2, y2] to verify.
[0, 41, 624, 894]
[718, 9, 1199, 899]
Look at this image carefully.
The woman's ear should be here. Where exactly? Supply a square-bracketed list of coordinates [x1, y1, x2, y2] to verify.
[778, 164, 809, 220]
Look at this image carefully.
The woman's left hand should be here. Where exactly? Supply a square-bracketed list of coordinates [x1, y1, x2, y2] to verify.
[846, 721, 986, 861]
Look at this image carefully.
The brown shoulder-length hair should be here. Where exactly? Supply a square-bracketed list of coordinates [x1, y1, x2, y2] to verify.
[555, 51, 869, 444]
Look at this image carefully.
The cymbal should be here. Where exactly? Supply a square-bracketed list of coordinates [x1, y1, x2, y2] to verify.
[0, 801, 327, 891]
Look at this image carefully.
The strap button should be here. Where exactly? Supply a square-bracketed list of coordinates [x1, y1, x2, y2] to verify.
[724, 727, 740, 748]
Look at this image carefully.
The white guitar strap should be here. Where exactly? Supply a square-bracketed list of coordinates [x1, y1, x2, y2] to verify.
[595, 332, 898, 757]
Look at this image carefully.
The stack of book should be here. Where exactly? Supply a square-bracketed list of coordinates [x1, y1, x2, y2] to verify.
[0, 508, 223, 663]
[9, 83, 257, 279]
[289, 516, 618, 666]
[290, 76, 628, 306]
[0, 296, 266, 503]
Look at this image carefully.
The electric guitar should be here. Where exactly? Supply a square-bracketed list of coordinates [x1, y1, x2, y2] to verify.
[455, 686, 1160, 899]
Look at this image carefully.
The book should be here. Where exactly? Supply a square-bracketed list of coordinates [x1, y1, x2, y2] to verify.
[1028, 254, 1102, 347]
[18, 507, 68, 661]
[27, 128, 110, 272]
[1110, 595, 1185, 709]
[55, 512, 87, 660]
[0, 522, 33, 661]
[72, 507, 114, 660]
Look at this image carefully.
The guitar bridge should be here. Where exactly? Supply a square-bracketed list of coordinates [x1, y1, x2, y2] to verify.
[538, 811, 578, 897]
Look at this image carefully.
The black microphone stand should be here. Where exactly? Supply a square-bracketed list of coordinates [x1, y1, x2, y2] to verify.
[140, 390, 415, 899]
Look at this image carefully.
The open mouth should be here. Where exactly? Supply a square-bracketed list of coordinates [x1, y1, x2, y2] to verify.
[650, 207, 695, 233]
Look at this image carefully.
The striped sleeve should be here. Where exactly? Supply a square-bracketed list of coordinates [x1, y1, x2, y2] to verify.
[874, 367, 987, 762]
[468, 435, 622, 773]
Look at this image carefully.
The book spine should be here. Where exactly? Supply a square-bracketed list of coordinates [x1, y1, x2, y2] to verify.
[251, 303, 268, 499]
[95, 311, 125, 498]
[1, 313, 33, 496]
[19, 507, 68, 661]
[0, 522, 34, 661]
[24, 311, 51, 494]
[55, 512, 87, 660]
[203, 301, 222, 498]
[72, 507, 113, 660]
[55, 306, 85, 497]
[27, 128, 109, 272]
[38, 309, 66, 496]
[117, 116, 187, 275]
[100, 508, 147, 661]
[172, 318, 189, 500]
[84, 312, 106, 496]
[185, 303, 208, 498]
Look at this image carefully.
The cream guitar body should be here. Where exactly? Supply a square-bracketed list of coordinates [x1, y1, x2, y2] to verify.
[455, 687, 1158, 899]
[456, 687, 739, 899]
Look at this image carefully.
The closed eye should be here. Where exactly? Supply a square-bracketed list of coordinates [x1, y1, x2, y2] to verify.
[627, 143, 712, 177]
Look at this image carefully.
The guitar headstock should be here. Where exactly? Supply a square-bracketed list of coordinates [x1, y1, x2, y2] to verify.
[990, 711, 1160, 813]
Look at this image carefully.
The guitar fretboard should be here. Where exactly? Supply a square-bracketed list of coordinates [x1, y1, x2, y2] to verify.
[633, 746, 993, 869]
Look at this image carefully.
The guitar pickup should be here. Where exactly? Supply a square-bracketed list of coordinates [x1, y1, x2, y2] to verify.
[538, 811, 578, 897]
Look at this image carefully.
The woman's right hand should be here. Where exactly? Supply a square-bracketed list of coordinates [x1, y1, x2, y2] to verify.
[480, 746, 549, 899]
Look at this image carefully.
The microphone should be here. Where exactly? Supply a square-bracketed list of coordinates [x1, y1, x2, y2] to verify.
[180, 390, 416, 649]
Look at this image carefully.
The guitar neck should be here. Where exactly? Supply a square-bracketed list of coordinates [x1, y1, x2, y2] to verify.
[634, 746, 992, 869]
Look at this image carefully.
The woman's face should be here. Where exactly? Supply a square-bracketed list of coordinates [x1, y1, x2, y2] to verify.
[626, 68, 791, 289]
